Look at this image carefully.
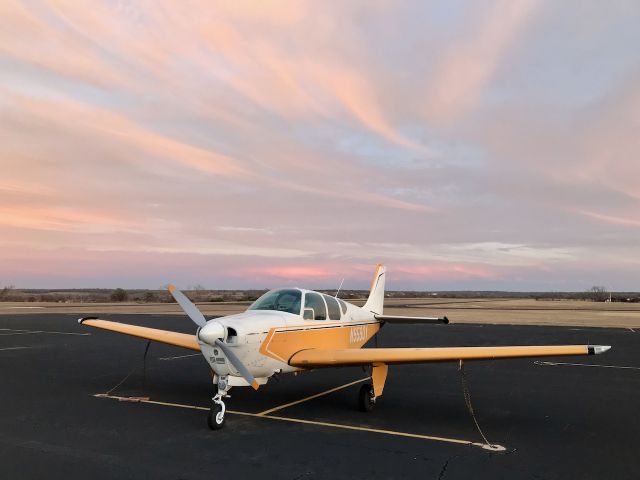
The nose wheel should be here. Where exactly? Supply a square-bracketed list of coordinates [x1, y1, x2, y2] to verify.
[208, 394, 226, 429]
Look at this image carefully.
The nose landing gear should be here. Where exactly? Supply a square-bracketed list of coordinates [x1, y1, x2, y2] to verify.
[208, 375, 232, 430]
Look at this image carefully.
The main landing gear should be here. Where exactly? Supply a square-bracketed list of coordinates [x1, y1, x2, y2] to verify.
[208, 375, 232, 430]
[358, 383, 376, 412]
[358, 364, 388, 413]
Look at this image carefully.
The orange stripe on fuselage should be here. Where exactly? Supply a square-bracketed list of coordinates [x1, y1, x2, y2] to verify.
[259, 321, 381, 365]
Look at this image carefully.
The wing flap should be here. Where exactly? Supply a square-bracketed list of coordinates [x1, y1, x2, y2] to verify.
[289, 344, 609, 367]
[79, 318, 200, 351]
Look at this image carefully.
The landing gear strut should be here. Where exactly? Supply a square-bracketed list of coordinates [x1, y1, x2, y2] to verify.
[208, 375, 231, 430]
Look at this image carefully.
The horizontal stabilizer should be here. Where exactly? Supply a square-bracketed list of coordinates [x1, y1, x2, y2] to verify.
[375, 314, 449, 324]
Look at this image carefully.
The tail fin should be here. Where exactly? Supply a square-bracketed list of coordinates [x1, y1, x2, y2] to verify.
[363, 264, 386, 315]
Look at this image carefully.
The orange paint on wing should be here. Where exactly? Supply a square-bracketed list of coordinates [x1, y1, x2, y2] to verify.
[289, 345, 591, 367]
[80, 319, 200, 351]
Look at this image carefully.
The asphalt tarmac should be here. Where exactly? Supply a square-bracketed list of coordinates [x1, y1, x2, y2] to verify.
[0, 314, 638, 479]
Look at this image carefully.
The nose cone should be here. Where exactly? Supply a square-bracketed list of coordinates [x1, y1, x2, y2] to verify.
[198, 321, 225, 345]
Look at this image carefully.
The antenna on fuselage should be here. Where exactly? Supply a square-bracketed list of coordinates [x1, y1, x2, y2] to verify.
[335, 278, 345, 298]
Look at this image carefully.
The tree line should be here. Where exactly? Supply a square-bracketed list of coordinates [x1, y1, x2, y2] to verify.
[0, 284, 638, 303]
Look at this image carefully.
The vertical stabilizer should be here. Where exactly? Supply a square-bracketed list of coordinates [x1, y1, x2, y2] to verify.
[363, 264, 386, 315]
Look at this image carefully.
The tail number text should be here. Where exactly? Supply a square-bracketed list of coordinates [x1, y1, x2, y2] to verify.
[349, 325, 367, 344]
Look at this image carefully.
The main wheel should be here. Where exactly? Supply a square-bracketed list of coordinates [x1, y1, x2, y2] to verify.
[207, 402, 225, 430]
[358, 383, 376, 412]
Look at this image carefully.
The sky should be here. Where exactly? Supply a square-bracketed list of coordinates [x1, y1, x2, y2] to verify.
[1, 1, 639, 291]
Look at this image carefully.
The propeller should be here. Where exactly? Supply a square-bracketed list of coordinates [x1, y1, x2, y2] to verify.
[168, 284, 206, 327]
[167, 284, 259, 390]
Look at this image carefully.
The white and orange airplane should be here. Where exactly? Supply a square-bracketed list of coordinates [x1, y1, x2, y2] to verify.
[79, 264, 611, 429]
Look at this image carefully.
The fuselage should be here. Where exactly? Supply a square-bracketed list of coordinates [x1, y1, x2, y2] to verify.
[198, 288, 381, 386]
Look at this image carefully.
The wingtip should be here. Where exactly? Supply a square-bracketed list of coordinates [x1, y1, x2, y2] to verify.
[251, 381, 260, 391]
[78, 316, 98, 324]
[588, 345, 611, 355]
[167, 284, 176, 293]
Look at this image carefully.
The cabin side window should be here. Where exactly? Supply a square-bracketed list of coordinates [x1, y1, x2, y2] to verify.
[323, 294, 341, 320]
[303, 292, 327, 320]
[338, 299, 348, 315]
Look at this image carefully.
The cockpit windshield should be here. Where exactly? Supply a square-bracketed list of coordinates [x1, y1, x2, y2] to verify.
[247, 289, 302, 315]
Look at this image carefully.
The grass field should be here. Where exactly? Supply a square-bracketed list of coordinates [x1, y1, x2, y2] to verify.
[1, 297, 639, 328]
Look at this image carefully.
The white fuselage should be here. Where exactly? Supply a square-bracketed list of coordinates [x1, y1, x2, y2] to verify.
[199, 289, 381, 386]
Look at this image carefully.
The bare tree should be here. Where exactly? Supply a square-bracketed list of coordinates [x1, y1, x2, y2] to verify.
[0, 285, 15, 301]
[110, 288, 129, 302]
[142, 291, 157, 303]
[192, 284, 206, 302]
[588, 286, 609, 302]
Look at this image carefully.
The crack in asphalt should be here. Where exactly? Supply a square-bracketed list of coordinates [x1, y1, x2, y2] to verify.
[437, 455, 456, 480]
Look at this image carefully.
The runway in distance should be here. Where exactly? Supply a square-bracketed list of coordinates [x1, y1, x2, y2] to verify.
[79, 264, 611, 429]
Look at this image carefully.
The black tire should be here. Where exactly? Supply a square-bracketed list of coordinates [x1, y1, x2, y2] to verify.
[207, 402, 225, 430]
[358, 383, 376, 412]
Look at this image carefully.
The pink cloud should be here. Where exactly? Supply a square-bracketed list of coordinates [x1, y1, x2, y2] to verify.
[393, 264, 499, 281]
[424, 0, 537, 123]
[576, 210, 640, 228]
[308, 62, 426, 151]
[0, 205, 133, 232]
[246, 266, 334, 280]
[0, 1, 130, 89]
[7, 94, 249, 179]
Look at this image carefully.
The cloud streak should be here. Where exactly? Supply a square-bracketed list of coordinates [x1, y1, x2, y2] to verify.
[424, 0, 538, 123]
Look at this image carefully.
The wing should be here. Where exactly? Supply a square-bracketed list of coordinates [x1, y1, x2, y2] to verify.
[375, 314, 449, 324]
[288, 344, 611, 367]
[79, 317, 200, 351]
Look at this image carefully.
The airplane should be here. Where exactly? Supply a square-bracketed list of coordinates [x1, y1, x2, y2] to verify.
[79, 264, 611, 430]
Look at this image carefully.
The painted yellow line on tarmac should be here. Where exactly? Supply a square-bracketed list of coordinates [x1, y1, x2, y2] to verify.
[93, 393, 501, 450]
[257, 377, 370, 416]
[253, 414, 476, 446]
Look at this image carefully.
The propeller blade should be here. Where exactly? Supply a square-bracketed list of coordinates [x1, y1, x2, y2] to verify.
[168, 284, 206, 327]
[214, 339, 259, 390]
